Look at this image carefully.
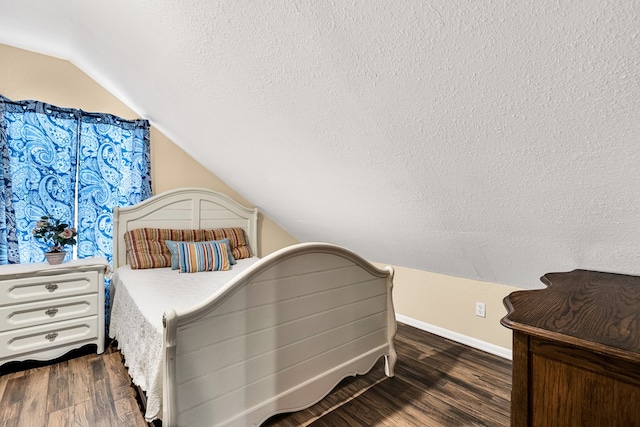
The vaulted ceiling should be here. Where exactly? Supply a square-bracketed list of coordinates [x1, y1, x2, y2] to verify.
[2, 1, 640, 289]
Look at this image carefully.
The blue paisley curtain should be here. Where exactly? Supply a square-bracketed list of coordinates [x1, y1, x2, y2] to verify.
[0, 95, 152, 266]
[0, 97, 79, 264]
[77, 113, 151, 261]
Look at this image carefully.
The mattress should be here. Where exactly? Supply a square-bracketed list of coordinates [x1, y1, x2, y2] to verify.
[108, 257, 260, 421]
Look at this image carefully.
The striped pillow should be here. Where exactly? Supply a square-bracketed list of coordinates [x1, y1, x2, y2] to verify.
[202, 228, 252, 260]
[177, 241, 231, 273]
[166, 238, 236, 269]
[124, 227, 252, 269]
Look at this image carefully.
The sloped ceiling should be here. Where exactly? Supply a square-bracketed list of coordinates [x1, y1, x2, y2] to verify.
[2, 1, 640, 289]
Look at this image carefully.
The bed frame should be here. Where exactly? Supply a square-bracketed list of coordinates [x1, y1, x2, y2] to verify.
[112, 187, 396, 426]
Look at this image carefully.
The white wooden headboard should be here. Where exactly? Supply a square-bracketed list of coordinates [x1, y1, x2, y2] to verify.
[112, 187, 259, 270]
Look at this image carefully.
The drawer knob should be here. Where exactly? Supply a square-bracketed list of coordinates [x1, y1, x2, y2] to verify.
[45, 332, 58, 340]
[44, 283, 58, 291]
[45, 308, 59, 316]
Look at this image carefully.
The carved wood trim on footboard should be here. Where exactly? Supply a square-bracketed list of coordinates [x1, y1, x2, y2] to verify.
[162, 242, 396, 427]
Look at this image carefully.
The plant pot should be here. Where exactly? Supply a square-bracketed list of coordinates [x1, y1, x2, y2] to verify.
[45, 251, 67, 265]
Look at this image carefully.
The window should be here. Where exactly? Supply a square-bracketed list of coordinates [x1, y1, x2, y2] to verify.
[0, 95, 152, 265]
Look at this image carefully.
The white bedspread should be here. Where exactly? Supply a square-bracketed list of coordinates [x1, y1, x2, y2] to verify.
[108, 257, 260, 422]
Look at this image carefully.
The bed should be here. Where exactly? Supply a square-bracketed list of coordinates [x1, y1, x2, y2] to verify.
[108, 187, 397, 426]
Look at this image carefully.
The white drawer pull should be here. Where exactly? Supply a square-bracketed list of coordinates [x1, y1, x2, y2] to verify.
[45, 332, 58, 340]
[44, 283, 58, 291]
[45, 308, 59, 316]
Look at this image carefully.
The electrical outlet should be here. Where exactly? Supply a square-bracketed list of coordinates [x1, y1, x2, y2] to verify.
[475, 302, 486, 318]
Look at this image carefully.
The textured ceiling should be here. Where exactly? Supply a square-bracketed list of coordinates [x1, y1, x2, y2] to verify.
[2, 1, 640, 289]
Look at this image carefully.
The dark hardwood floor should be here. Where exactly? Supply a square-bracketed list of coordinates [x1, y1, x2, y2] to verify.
[0, 344, 146, 427]
[266, 323, 512, 426]
[0, 323, 511, 426]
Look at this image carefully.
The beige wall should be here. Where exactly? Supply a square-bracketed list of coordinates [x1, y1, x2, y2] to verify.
[386, 265, 521, 350]
[0, 43, 297, 257]
[149, 128, 298, 256]
[1, 43, 518, 353]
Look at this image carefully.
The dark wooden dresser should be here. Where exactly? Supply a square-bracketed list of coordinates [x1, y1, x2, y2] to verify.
[501, 269, 640, 427]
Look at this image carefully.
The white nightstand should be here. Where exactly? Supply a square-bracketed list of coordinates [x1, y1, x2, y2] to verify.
[0, 258, 109, 367]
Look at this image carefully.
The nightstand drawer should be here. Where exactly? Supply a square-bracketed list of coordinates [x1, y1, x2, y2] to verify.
[0, 316, 98, 359]
[0, 271, 98, 306]
[0, 258, 108, 363]
[0, 294, 98, 332]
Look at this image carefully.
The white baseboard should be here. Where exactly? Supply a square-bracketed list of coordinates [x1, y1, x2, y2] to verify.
[396, 314, 512, 360]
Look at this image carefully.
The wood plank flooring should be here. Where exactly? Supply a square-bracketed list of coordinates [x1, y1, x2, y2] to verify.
[0, 323, 511, 426]
[265, 323, 512, 426]
[0, 344, 147, 427]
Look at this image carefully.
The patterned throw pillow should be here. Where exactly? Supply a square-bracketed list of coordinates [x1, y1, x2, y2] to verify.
[202, 228, 252, 260]
[166, 238, 236, 269]
[177, 240, 231, 273]
[124, 227, 252, 269]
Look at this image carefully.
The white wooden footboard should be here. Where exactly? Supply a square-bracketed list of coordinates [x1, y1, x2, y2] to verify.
[162, 242, 396, 427]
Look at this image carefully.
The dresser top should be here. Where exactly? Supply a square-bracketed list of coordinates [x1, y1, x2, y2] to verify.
[501, 269, 640, 361]
[0, 258, 110, 278]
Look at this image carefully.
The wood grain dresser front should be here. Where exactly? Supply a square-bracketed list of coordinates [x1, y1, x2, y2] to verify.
[501, 269, 640, 427]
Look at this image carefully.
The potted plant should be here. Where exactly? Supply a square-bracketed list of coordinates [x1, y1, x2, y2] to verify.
[32, 215, 78, 264]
